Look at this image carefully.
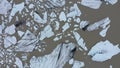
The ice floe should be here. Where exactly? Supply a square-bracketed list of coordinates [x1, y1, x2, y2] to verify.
[62, 23, 70, 32]
[81, 0, 102, 9]
[17, 31, 25, 37]
[5, 24, 16, 35]
[59, 11, 66, 22]
[15, 57, 23, 68]
[67, 3, 81, 18]
[88, 40, 120, 62]
[4, 36, 17, 48]
[73, 31, 88, 51]
[105, 0, 118, 5]
[40, 25, 54, 40]
[30, 43, 76, 68]
[99, 25, 110, 37]
[0, 0, 12, 15]
[72, 60, 85, 68]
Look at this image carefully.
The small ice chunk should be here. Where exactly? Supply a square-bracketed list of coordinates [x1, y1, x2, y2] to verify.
[9, 2, 24, 22]
[67, 3, 81, 18]
[29, 4, 34, 9]
[80, 21, 89, 29]
[34, 12, 47, 24]
[0, 25, 4, 34]
[109, 65, 112, 68]
[55, 21, 60, 30]
[4, 36, 17, 48]
[73, 31, 88, 51]
[99, 25, 110, 37]
[40, 25, 54, 40]
[59, 11, 66, 22]
[74, 18, 81, 23]
[0, 0, 12, 14]
[15, 57, 23, 68]
[88, 40, 120, 62]
[17, 31, 25, 37]
[69, 58, 74, 65]
[62, 23, 70, 32]
[5, 24, 16, 35]
[72, 61, 85, 68]
[50, 12, 57, 18]
[105, 0, 118, 5]
[81, 0, 102, 9]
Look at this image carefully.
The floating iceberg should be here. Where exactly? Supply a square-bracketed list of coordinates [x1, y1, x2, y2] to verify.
[30, 43, 76, 68]
[88, 40, 120, 62]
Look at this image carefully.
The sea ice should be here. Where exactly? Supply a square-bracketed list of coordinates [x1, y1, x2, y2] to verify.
[72, 61, 85, 68]
[99, 25, 110, 37]
[15, 57, 23, 68]
[105, 0, 118, 5]
[59, 11, 67, 22]
[5, 24, 16, 35]
[62, 23, 70, 32]
[17, 31, 25, 37]
[88, 40, 120, 62]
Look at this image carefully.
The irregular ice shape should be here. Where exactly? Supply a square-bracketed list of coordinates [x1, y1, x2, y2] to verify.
[88, 40, 120, 62]
[5, 24, 16, 35]
[0, 25, 4, 34]
[15, 30, 38, 52]
[59, 11, 66, 22]
[73, 31, 88, 51]
[15, 57, 23, 68]
[34, 12, 47, 24]
[40, 25, 54, 40]
[54, 21, 60, 30]
[29, 4, 34, 9]
[9, 2, 24, 22]
[50, 12, 57, 18]
[17, 31, 25, 37]
[67, 3, 81, 18]
[62, 23, 70, 32]
[81, 0, 102, 9]
[4, 36, 17, 48]
[30, 43, 76, 68]
[87, 17, 111, 31]
[105, 0, 118, 5]
[99, 25, 110, 37]
[0, 0, 12, 14]
[72, 61, 85, 68]
[80, 21, 89, 29]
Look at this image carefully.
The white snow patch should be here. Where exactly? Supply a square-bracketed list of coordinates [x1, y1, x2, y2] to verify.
[81, 0, 102, 9]
[5, 24, 16, 35]
[62, 23, 70, 32]
[59, 11, 66, 22]
[73, 31, 88, 51]
[88, 40, 120, 62]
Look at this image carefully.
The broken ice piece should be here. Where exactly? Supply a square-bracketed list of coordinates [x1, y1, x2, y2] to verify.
[15, 57, 23, 68]
[99, 25, 110, 37]
[17, 31, 25, 37]
[81, 0, 102, 9]
[59, 11, 66, 22]
[72, 61, 85, 68]
[80, 21, 89, 31]
[62, 23, 70, 32]
[105, 0, 118, 5]
[0, 0, 12, 14]
[5, 24, 16, 35]
[4, 36, 17, 48]
[67, 3, 81, 18]
[30, 43, 76, 68]
[88, 40, 120, 62]
[73, 31, 88, 51]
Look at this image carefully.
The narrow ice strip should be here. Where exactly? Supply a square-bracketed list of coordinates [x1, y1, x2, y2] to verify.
[62, 23, 70, 32]
[73, 31, 88, 51]
[79, 21, 89, 29]
[99, 25, 110, 37]
[67, 3, 81, 18]
[105, 0, 118, 5]
[54, 21, 60, 30]
[88, 40, 120, 62]
[34, 12, 47, 24]
[15, 57, 23, 68]
[30, 43, 76, 68]
[81, 0, 102, 9]
[0, 0, 12, 14]
[40, 25, 54, 40]
[5, 24, 16, 35]
[9, 2, 24, 22]
[4, 36, 17, 48]
[59, 11, 66, 22]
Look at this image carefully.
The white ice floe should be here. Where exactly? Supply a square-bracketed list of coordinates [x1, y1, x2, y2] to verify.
[80, 21, 89, 29]
[59, 11, 66, 22]
[50, 12, 57, 18]
[73, 31, 88, 51]
[0, 0, 12, 15]
[67, 3, 81, 18]
[34, 11, 47, 24]
[30, 43, 76, 68]
[74, 18, 81, 23]
[88, 40, 120, 62]
[81, 0, 102, 9]
[40, 25, 54, 40]
[0, 24, 4, 34]
[54, 21, 60, 30]
[15, 30, 38, 52]
[15, 57, 23, 68]
[99, 25, 110, 37]
[5, 24, 16, 35]
[17, 31, 25, 37]
[9, 2, 24, 22]
[62, 23, 70, 32]
[29, 4, 34, 9]
[4, 36, 17, 48]
[105, 0, 118, 5]
[72, 61, 85, 68]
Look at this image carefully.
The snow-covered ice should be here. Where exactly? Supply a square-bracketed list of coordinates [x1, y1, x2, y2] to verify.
[88, 40, 120, 62]
[17, 31, 25, 37]
[99, 25, 110, 37]
[5, 24, 16, 35]
[105, 0, 118, 5]
[15, 57, 23, 68]
[72, 61, 84, 68]
[62, 23, 70, 32]
[59, 11, 66, 22]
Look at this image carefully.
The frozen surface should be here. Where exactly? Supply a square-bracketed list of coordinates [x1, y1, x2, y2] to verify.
[62, 23, 70, 32]
[59, 11, 66, 22]
[99, 25, 110, 37]
[105, 0, 118, 5]
[0, 0, 12, 14]
[15, 57, 23, 68]
[17, 31, 25, 37]
[30, 43, 76, 68]
[88, 40, 120, 62]
[73, 31, 88, 51]
[72, 61, 84, 68]
[81, 0, 102, 9]
[5, 24, 16, 35]
[40, 25, 54, 40]
[80, 21, 89, 29]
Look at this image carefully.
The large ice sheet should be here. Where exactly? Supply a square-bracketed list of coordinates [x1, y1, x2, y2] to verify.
[88, 40, 120, 62]
[30, 43, 76, 68]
